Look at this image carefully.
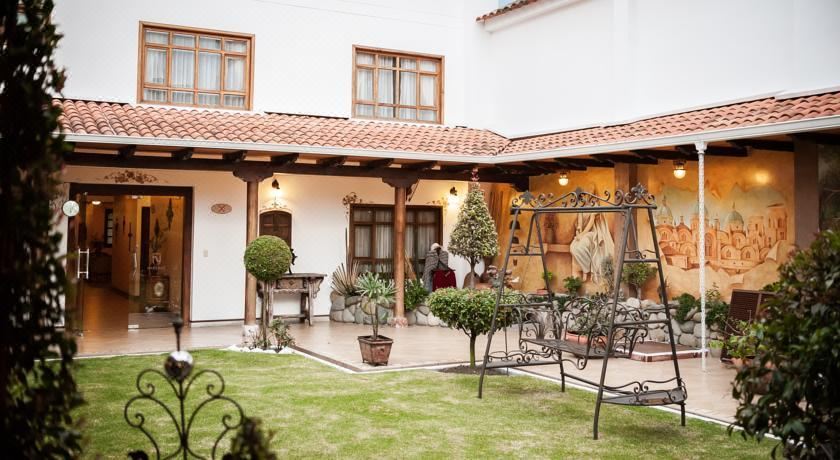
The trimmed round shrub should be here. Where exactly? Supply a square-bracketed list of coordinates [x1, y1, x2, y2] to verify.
[243, 235, 292, 281]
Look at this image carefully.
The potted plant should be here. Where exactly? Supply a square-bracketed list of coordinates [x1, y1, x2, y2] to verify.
[562, 275, 583, 295]
[355, 272, 396, 366]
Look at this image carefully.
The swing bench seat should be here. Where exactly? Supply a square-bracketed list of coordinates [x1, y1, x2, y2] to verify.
[602, 387, 687, 406]
[520, 337, 629, 360]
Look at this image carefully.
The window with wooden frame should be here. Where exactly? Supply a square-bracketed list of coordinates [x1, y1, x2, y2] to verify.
[138, 23, 253, 110]
[352, 47, 443, 124]
[350, 205, 442, 279]
[104, 208, 114, 248]
[259, 210, 292, 246]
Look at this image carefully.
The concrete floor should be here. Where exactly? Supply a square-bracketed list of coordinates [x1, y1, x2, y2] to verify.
[76, 320, 740, 422]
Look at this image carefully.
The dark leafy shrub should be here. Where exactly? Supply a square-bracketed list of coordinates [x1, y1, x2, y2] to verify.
[562, 276, 583, 294]
[1, 1, 84, 456]
[404, 279, 428, 311]
[427, 288, 518, 368]
[223, 417, 277, 460]
[731, 230, 840, 458]
[621, 263, 656, 297]
[673, 293, 698, 322]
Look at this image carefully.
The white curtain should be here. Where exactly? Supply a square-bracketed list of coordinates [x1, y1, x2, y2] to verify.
[171, 50, 194, 89]
[145, 49, 166, 84]
[355, 226, 371, 258]
[399, 71, 417, 119]
[420, 75, 436, 106]
[198, 52, 221, 90]
[225, 56, 245, 91]
[356, 68, 373, 100]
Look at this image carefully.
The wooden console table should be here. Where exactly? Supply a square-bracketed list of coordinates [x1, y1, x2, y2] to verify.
[271, 273, 325, 326]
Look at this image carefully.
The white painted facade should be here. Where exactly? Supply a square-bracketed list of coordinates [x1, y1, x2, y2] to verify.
[60, 166, 471, 321]
[52, 0, 840, 324]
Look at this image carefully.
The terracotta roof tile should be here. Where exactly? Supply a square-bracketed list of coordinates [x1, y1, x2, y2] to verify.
[56, 91, 840, 158]
[477, 0, 542, 22]
[501, 92, 840, 154]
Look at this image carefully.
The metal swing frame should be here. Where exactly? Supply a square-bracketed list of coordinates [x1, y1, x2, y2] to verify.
[477, 184, 687, 440]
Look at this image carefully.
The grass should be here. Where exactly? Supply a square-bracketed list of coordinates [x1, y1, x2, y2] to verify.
[75, 350, 775, 459]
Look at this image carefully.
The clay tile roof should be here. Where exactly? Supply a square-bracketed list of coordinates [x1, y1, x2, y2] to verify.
[501, 91, 840, 155]
[56, 100, 510, 157]
[56, 90, 840, 158]
[477, 0, 543, 22]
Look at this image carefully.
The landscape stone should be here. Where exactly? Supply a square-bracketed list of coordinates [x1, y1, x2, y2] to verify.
[671, 319, 682, 333]
[331, 297, 345, 311]
[693, 323, 709, 338]
[330, 310, 342, 322]
[691, 312, 702, 322]
[626, 297, 641, 309]
[427, 313, 440, 327]
[415, 312, 428, 326]
[417, 305, 430, 315]
[647, 328, 666, 342]
[679, 334, 697, 347]
[679, 321, 696, 334]
[342, 308, 355, 323]
[407, 311, 416, 326]
[345, 295, 362, 306]
[354, 308, 363, 324]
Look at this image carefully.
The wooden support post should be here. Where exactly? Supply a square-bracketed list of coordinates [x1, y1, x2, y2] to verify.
[793, 139, 820, 249]
[383, 177, 418, 328]
[234, 165, 274, 337]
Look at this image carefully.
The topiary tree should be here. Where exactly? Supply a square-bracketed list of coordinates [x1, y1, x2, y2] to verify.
[448, 184, 499, 288]
[1, 1, 84, 457]
[621, 263, 656, 298]
[731, 230, 840, 458]
[427, 288, 517, 369]
[244, 236, 292, 349]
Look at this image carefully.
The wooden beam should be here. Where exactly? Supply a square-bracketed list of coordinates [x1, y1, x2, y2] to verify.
[118, 145, 136, 159]
[223, 150, 247, 163]
[791, 132, 840, 146]
[317, 156, 347, 167]
[729, 139, 793, 152]
[172, 148, 193, 161]
[64, 153, 526, 185]
[551, 160, 588, 171]
[556, 158, 612, 168]
[401, 161, 437, 171]
[676, 144, 747, 157]
[594, 154, 657, 165]
[363, 158, 394, 169]
[439, 163, 478, 173]
[631, 149, 694, 161]
[270, 153, 299, 166]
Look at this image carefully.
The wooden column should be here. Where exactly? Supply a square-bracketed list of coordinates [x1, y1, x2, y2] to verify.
[793, 139, 820, 249]
[384, 177, 418, 327]
[234, 165, 273, 332]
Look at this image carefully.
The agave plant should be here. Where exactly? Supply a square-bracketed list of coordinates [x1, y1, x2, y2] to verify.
[330, 262, 360, 297]
[355, 272, 396, 339]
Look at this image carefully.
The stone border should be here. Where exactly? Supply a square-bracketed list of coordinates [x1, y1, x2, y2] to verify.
[329, 292, 448, 327]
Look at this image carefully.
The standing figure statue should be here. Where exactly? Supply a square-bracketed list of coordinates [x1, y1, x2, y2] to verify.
[569, 212, 615, 283]
[423, 243, 455, 291]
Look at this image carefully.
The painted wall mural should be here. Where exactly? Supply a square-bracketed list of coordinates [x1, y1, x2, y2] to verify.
[638, 150, 796, 299]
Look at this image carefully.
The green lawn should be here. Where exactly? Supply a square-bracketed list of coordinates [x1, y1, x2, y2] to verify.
[75, 350, 774, 459]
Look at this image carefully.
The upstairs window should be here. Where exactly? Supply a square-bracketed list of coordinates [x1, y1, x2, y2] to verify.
[139, 23, 253, 110]
[353, 47, 443, 124]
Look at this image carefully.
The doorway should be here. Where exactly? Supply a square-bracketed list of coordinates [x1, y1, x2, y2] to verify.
[66, 184, 193, 333]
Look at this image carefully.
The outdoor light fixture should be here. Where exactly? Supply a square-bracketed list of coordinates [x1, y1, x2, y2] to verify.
[558, 170, 570, 187]
[91, 200, 102, 206]
[271, 177, 282, 200]
[447, 186, 459, 207]
[673, 160, 687, 179]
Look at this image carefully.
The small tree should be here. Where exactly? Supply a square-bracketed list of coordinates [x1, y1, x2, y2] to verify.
[731, 230, 840, 458]
[243, 236, 292, 349]
[448, 184, 499, 288]
[1, 1, 84, 456]
[621, 263, 656, 298]
[427, 288, 516, 369]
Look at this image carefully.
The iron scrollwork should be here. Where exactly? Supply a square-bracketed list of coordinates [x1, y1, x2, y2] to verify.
[124, 318, 246, 459]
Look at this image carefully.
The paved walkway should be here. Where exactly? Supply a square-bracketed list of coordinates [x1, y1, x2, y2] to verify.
[76, 321, 739, 422]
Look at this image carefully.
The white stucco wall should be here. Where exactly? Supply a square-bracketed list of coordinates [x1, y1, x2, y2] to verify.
[467, 0, 840, 136]
[53, 0, 472, 126]
[58, 166, 475, 322]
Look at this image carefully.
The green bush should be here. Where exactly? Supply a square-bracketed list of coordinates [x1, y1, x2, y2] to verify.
[673, 293, 698, 323]
[562, 276, 583, 295]
[404, 279, 428, 311]
[621, 263, 656, 298]
[731, 230, 840, 458]
[427, 288, 518, 368]
[672, 287, 729, 331]
[244, 236, 292, 282]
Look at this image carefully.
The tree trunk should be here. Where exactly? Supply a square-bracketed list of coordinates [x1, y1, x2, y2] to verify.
[469, 334, 477, 369]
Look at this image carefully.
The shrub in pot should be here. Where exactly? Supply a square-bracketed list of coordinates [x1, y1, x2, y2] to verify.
[731, 230, 840, 458]
[427, 288, 518, 369]
[355, 272, 396, 365]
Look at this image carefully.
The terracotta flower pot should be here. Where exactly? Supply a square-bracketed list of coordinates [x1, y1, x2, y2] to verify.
[358, 335, 393, 366]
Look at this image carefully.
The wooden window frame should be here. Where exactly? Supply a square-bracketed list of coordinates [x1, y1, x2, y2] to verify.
[349, 204, 443, 279]
[103, 208, 114, 248]
[351, 45, 444, 124]
[137, 22, 254, 110]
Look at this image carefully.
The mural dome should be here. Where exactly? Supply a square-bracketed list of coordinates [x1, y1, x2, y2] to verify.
[656, 196, 674, 224]
[692, 202, 709, 216]
[725, 202, 744, 226]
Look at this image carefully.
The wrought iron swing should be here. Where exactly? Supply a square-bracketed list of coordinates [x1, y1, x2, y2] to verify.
[478, 184, 687, 440]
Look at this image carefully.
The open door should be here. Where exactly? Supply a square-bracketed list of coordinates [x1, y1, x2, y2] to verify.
[64, 192, 89, 335]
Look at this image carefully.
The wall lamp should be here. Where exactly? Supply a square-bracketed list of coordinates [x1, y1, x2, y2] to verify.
[558, 170, 569, 187]
[673, 160, 686, 179]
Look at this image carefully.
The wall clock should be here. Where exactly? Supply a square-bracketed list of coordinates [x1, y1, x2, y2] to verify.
[62, 200, 80, 217]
